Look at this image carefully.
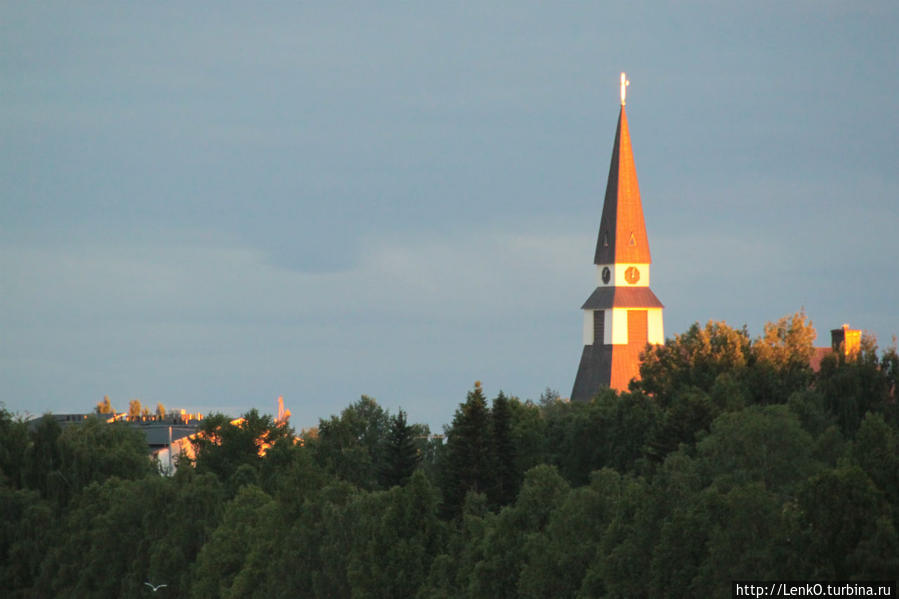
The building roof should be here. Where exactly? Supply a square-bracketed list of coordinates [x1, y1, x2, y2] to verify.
[137, 424, 199, 448]
[594, 106, 652, 265]
[571, 344, 613, 401]
[581, 286, 664, 310]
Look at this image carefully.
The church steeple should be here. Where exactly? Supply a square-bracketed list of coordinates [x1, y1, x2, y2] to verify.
[571, 73, 664, 401]
[594, 105, 652, 266]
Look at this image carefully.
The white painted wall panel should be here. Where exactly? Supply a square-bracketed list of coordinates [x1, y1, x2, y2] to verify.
[611, 308, 629, 344]
[582, 310, 593, 345]
[648, 308, 665, 344]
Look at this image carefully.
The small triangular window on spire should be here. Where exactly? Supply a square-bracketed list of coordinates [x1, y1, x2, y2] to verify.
[628, 232, 636, 246]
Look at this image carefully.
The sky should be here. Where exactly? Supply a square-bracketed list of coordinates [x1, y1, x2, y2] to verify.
[2, 2, 897, 432]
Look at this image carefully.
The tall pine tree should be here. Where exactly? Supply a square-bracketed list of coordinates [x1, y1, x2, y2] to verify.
[441, 382, 493, 518]
[490, 391, 519, 507]
[380, 408, 420, 488]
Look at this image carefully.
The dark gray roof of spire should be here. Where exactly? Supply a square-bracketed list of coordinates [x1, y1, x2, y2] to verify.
[571, 344, 613, 402]
[581, 286, 664, 310]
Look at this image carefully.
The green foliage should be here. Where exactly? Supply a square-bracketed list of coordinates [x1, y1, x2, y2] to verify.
[518, 469, 619, 599]
[542, 390, 658, 484]
[441, 383, 494, 518]
[490, 391, 518, 507]
[2, 314, 897, 597]
[22, 415, 62, 499]
[646, 388, 716, 463]
[747, 311, 816, 404]
[40, 472, 223, 598]
[463, 466, 571, 599]
[192, 409, 294, 494]
[0, 486, 55, 597]
[636, 320, 752, 403]
[0, 407, 29, 488]
[795, 464, 891, 579]
[638, 311, 817, 409]
[816, 337, 897, 436]
[55, 416, 153, 503]
[260, 434, 331, 501]
[787, 389, 835, 437]
[585, 472, 655, 598]
[191, 484, 275, 599]
[506, 397, 546, 475]
[694, 405, 816, 494]
[310, 395, 391, 490]
[853, 412, 899, 504]
[689, 483, 793, 595]
[347, 471, 446, 598]
[380, 408, 421, 488]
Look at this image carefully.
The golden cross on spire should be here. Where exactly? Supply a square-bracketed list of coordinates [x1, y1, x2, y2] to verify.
[620, 72, 630, 106]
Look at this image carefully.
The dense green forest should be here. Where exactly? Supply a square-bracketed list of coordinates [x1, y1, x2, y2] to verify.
[2, 313, 897, 597]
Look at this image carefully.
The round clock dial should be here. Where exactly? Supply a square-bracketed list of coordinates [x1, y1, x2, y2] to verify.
[601, 267, 611, 284]
[624, 266, 640, 284]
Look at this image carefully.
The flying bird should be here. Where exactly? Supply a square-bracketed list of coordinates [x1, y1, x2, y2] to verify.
[144, 582, 168, 592]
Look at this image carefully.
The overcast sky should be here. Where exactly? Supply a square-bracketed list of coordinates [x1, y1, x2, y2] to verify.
[2, 2, 897, 431]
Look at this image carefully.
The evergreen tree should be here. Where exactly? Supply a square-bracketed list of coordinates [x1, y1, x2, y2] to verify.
[2, 317, 896, 598]
[0, 408, 29, 489]
[490, 391, 518, 507]
[441, 382, 493, 518]
[22, 415, 62, 499]
[380, 408, 420, 488]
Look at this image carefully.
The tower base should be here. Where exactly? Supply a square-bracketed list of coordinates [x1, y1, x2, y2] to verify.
[571, 343, 644, 401]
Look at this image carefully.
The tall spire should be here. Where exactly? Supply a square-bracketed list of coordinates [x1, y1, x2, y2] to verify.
[594, 76, 651, 266]
[572, 72, 664, 400]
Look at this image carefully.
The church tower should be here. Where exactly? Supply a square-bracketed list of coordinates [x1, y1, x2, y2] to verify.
[571, 73, 664, 401]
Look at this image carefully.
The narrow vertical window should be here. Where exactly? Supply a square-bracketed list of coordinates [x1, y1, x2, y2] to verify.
[593, 310, 605, 345]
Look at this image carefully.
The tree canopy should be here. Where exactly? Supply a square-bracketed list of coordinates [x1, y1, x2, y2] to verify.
[1, 312, 896, 597]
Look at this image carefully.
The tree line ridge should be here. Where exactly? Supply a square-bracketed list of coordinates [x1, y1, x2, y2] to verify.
[1, 312, 897, 597]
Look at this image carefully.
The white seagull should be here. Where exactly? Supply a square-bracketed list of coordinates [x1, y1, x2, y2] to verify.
[144, 581, 168, 592]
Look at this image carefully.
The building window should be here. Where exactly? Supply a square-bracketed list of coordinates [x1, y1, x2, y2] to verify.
[594, 310, 605, 345]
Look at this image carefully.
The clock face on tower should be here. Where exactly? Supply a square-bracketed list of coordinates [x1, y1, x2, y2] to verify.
[601, 267, 611, 284]
[624, 266, 640, 284]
